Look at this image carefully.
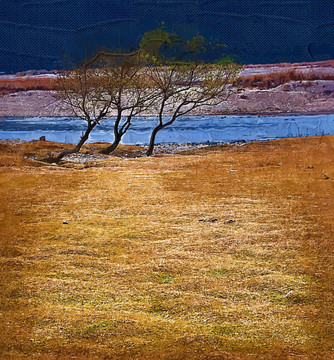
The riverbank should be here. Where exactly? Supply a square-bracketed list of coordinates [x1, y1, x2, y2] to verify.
[1, 82, 333, 118]
[0, 61, 333, 117]
[0, 135, 333, 359]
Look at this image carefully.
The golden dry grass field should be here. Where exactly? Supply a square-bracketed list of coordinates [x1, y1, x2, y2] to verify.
[0, 137, 333, 359]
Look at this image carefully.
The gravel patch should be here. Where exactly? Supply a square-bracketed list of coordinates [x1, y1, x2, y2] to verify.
[62, 153, 109, 163]
[61, 143, 221, 162]
[152, 142, 210, 154]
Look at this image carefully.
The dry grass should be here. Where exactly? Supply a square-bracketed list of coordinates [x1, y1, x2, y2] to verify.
[0, 137, 333, 359]
[240, 70, 334, 90]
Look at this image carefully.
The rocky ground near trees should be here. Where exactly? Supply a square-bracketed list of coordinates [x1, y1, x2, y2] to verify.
[61, 143, 214, 161]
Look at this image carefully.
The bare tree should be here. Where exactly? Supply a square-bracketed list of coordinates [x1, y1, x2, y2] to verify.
[47, 64, 115, 163]
[48, 52, 157, 161]
[49, 27, 239, 161]
[145, 62, 240, 156]
[99, 58, 157, 155]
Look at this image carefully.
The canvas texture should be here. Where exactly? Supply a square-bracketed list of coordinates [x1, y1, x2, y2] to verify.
[1, 0, 333, 73]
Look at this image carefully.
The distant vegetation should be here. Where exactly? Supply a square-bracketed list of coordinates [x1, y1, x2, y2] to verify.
[240, 69, 334, 89]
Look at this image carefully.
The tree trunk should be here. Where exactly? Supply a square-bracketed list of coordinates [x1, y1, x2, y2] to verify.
[146, 125, 163, 156]
[46, 123, 95, 163]
[101, 135, 122, 155]
[101, 111, 124, 155]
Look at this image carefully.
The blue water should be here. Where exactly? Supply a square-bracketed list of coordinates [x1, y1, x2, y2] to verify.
[0, 114, 334, 145]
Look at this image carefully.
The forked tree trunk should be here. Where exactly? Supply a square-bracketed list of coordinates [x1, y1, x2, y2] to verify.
[101, 135, 122, 154]
[46, 123, 96, 163]
[101, 112, 125, 155]
[146, 124, 164, 156]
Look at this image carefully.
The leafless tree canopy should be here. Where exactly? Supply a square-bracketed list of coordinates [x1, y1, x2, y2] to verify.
[50, 55, 157, 161]
[98, 57, 158, 154]
[145, 62, 240, 155]
[46, 66, 115, 162]
[57, 66, 114, 123]
[51, 49, 240, 161]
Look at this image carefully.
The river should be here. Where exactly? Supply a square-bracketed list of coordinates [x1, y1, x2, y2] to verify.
[0, 114, 334, 145]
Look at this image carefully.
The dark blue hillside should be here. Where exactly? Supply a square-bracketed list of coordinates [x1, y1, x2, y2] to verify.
[1, 0, 333, 73]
